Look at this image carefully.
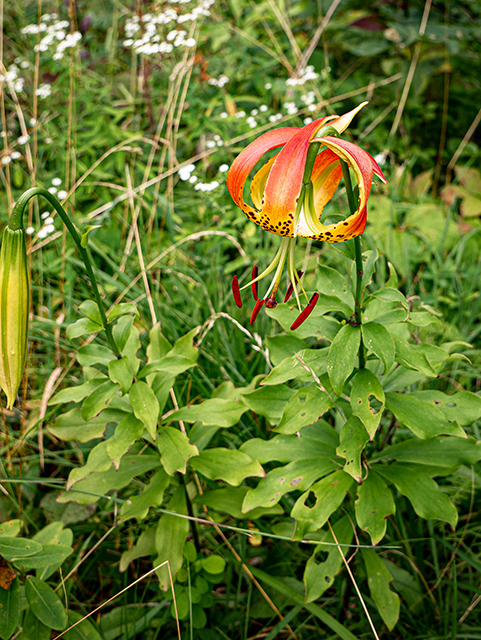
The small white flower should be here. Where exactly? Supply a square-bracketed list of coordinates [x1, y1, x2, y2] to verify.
[25, 227, 35, 235]
[45, 137, 52, 144]
[374, 153, 386, 166]
[44, 224, 55, 234]
[303, 117, 313, 125]
[264, 82, 272, 89]
[48, 186, 57, 194]
[308, 104, 316, 112]
[184, 37, 196, 47]
[38, 228, 48, 239]
[20, 60, 30, 69]
[250, 109, 258, 116]
[219, 164, 229, 173]
[206, 140, 216, 149]
[52, 177, 62, 186]
[57, 190, 68, 199]
[259, 105, 268, 112]
[41, 211, 50, 219]
[219, 112, 228, 118]
[29, 118, 37, 126]
[188, 175, 198, 183]
[44, 217, 54, 225]
[11, 151, 21, 159]
[235, 111, 246, 118]
[1, 156, 11, 165]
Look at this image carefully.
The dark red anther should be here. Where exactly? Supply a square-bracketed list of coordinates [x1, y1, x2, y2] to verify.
[250, 299, 264, 324]
[290, 293, 320, 331]
[265, 297, 277, 309]
[284, 270, 304, 302]
[251, 265, 259, 300]
[232, 275, 242, 308]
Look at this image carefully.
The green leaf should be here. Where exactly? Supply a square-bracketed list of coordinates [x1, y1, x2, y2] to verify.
[167, 398, 248, 428]
[81, 381, 119, 421]
[26, 576, 67, 630]
[63, 610, 103, 640]
[355, 471, 395, 545]
[391, 333, 438, 377]
[385, 392, 466, 438]
[107, 303, 138, 323]
[327, 325, 361, 395]
[16, 609, 50, 640]
[242, 457, 338, 512]
[129, 381, 159, 441]
[275, 385, 332, 435]
[120, 526, 156, 572]
[67, 442, 111, 490]
[194, 487, 283, 519]
[47, 409, 110, 442]
[241, 385, 296, 423]
[155, 487, 190, 591]
[361, 549, 400, 631]
[304, 516, 354, 602]
[377, 463, 458, 527]
[371, 436, 481, 476]
[267, 304, 341, 340]
[291, 470, 354, 539]
[120, 470, 170, 520]
[265, 334, 307, 366]
[138, 355, 197, 379]
[240, 424, 338, 463]
[50, 376, 108, 406]
[200, 555, 225, 575]
[0, 520, 21, 537]
[250, 567, 359, 640]
[158, 427, 199, 475]
[113, 315, 135, 353]
[170, 327, 200, 361]
[361, 322, 395, 374]
[80, 225, 101, 248]
[350, 369, 385, 439]
[0, 538, 42, 561]
[16, 545, 73, 571]
[0, 576, 20, 640]
[317, 265, 354, 309]
[336, 416, 369, 483]
[66, 317, 103, 340]
[79, 300, 102, 324]
[57, 455, 161, 505]
[77, 345, 116, 367]
[190, 448, 264, 486]
[262, 349, 329, 386]
[146, 323, 172, 360]
[107, 413, 144, 470]
[108, 357, 133, 395]
[412, 390, 481, 426]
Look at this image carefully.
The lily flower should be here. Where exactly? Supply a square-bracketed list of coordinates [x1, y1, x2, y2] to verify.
[226, 102, 387, 328]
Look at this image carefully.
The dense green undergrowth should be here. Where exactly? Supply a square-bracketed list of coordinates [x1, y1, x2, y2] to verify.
[1, 0, 481, 638]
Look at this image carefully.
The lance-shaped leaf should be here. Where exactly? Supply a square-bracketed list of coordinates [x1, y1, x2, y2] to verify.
[276, 384, 332, 434]
[0, 538, 42, 561]
[67, 441, 111, 490]
[137, 355, 197, 379]
[385, 392, 466, 439]
[107, 413, 144, 470]
[355, 471, 395, 545]
[48, 408, 110, 442]
[50, 375, 108, 405]
[16, 610, 50, 640]
[350, 369, 385, 439]
[129, 381, 159, 440]
[166, 398, 248, 428]
[316, 265, 354, 309]
[267, 304, 341, 341]
[120, 526, 156, 572]
[242, 457, 339, 512]
[64, 610, 103, 640]
[327, 325, 361, 395]
[412, 390, 481, 426]
[262, 349, 329, 386]
[195, 487, 283, 519]
[81, 381, 119, 421]
[26, 576, 67, 630]
[391, 334, 438, 377]
[108, 356, 133, 395]
[304, 516, 354, 602]
[361, 549, 400, 631]
[158, 427, 199, 475]
[292, 470, 354, 540]
[0, 576, 20, 639]
[190, 448, 264, 486]
[121, 470, 170, 520]
[361, 322, 395, 374]
[377, 463, 458, 528]
[336, 416, 369, 483]
[241, 385, 296, 423]
[155, 487, 189, 591]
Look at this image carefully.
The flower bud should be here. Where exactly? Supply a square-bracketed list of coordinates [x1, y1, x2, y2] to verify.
[0, 227, 30, 408]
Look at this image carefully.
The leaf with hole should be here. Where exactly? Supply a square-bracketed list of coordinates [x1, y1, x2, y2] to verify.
[350, 369, 385, 439]
[385, 392, 466, 438]
[336, 416, 369, 482]
[362, 548, 400, 630]
[275, 384, 332, 435]
[412, 390, 481, 426]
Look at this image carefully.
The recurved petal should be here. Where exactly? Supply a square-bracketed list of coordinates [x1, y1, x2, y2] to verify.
[226, 127, 299, 217]
[250, 152, 279, 210]
[328, 102, 368, 135]
[260, 118, 332, 235]
[310, 148, 343, 215]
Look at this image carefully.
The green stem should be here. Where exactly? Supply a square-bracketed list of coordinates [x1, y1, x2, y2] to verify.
[10, 187, 121, 357]
[340, 160, 365, 369]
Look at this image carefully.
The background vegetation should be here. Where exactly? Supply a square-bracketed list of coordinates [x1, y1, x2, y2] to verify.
[1, 0, 481, 638]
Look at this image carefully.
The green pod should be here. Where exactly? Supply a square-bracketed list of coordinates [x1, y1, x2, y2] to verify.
[0, 227, 30, 408]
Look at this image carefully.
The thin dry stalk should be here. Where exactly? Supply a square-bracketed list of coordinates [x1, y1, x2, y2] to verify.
[446, 107, 481, 177]
[266, 0, 301, 59]
[37, 367, 62, 470]
[294, 0, 343, 75]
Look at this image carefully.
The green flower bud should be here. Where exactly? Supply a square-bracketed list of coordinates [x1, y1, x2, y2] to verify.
[0, 227, 30, 408]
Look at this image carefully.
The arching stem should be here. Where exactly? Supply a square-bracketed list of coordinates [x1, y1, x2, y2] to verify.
[10, 187, 121, 358]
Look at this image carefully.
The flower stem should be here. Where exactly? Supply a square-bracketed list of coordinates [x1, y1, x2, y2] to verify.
[340, 160, 365, 369]
[10, 187, 121, 357]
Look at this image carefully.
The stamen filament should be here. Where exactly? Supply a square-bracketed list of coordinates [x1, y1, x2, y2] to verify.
[239, 239, 286, 292]
[264, 237, 291, 302]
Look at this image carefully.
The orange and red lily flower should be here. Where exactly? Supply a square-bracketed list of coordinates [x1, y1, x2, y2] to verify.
[226, 102, 387, 328]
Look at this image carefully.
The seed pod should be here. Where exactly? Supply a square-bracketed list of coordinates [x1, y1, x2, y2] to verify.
[0, 227, 30, 408]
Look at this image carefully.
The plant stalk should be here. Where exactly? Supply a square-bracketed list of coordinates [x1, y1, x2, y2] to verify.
[10, 187, 121, 357]
[340, 160, 365, 368]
